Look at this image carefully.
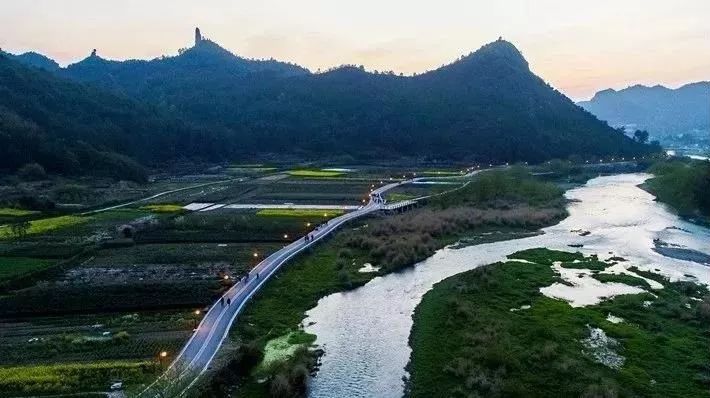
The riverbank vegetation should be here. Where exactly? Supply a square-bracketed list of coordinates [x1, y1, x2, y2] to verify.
[407, 249, 710, 398]
[645, 159, 710, 221]
[344, 169, 566, 273]
[197, 169, 570, 397]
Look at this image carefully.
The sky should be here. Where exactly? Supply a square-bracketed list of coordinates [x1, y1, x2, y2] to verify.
[1, 0, 709, 100]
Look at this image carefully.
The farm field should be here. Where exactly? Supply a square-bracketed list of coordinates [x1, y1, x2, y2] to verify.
[256, 209, 345, 217]
[0, 360, 159, 396]
[286, 169, 346, 178]
[0, 215, 88, 239]
[0, 208, 39, 217]
[0, 257, 55, 283]
[140, 204, 186, 213]
[225, 179, 375, 205]
[383, 184, 448, 202]
[0, 165, 475, 395]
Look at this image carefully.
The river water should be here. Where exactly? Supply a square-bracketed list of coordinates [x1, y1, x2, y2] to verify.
[304, 173, 710, 398]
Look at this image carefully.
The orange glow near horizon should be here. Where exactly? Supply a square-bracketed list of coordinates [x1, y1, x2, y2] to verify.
[1, 0, 708, 100]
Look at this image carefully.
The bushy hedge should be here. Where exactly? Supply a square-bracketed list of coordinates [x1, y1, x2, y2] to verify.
[646, 160, 710, 218]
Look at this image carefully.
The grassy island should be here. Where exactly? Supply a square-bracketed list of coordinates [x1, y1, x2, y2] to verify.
[407, 249, 710, 398]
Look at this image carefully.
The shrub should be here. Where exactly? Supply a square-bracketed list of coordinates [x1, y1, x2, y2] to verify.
[269, 373, 292, 397]
[17, 163, 47, 181]
[112, 331, 130, 342]
[338, 269, 352, 288]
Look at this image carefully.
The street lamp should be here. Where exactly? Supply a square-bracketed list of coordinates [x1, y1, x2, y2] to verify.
[159, 351, 168, 368]
[193, 310, 200, 330]
[283, 234, 289, 239]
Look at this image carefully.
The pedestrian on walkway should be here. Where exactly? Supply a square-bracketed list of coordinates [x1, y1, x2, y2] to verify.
[227, 298, 231, 306]
[220, 297, 224, 307]
[256, 272, 260, 279]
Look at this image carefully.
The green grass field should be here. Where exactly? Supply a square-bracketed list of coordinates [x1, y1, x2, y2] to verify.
[0, 215, 88, 240]
[140, 204, 185, 213]
[591, 272, 652, 289]
[0, 208, 39, 217]
[0, 360, 158, 396]
[286, 169, 345, 178]
[0, 257, 55, 282]
[386, 193, 417, 202]
[256, 209, 345, 218]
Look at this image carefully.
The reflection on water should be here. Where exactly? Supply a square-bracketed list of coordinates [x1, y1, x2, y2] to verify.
[305, 174, 710, 398]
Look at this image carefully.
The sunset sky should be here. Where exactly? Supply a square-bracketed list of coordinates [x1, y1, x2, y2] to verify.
[2, 0, 708, 100]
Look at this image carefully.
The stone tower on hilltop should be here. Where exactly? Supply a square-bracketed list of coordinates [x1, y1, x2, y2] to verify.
[195, 27, 202, 47]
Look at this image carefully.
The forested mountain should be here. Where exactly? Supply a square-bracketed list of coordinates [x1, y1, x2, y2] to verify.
[1, 32, 659, 180]
[61, 34, 309, 104]
[59, 35, 656, 162]
[578, 82, 710, 139]
[1, 50, 59, 71]
[0, 54, 223, 182]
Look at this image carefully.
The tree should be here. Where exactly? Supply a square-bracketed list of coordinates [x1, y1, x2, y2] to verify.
[694, 163, 710, 214]
[17, 163, 47, 181]
[633, 130, 650, 144]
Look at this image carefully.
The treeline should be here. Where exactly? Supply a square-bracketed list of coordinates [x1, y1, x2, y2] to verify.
[645, 159, 710, 219]
[0, 54, 224, 182]
[3, 38, 660, 181]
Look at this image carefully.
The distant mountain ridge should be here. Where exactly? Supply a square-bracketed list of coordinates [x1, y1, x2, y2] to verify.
[1, 30, 658, 178]
[1, 50, 60, 71]
[58, 33, 309, 100]
[578, 82, 710, 139]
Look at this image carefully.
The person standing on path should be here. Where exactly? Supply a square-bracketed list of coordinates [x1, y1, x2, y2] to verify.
[220, 297, 224, 307]
[226, 298, 231, 306]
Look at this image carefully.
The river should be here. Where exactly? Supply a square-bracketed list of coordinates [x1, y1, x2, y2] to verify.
[303, 173, 710, 398]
